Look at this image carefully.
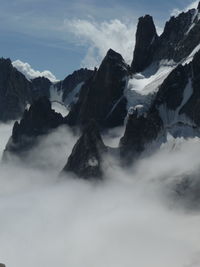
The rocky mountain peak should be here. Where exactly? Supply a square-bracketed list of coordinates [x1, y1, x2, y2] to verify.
[105, 48, 125, 61]
[66, 48, 128, 128]
[62, 120, 107, 179]
[131, 14, 158, 73]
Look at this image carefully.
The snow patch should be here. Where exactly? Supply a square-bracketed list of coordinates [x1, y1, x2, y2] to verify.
[51, 102, 68, 117]
[125, 61, 175, 114]
[183, 44, 200, 64]
[50, 84, 63, 103]
[88, 157, 99, 167]
[64, 82, 84, 107]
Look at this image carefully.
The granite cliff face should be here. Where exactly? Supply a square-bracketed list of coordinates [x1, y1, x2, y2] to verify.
[131, 15, 158, 73]
[0, 58, 32, 122]
[62, 120, 107, 179]
[31, 76, 51, 100]
[66, 49, 129, 128]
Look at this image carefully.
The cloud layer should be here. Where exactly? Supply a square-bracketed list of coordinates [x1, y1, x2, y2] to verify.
[12, 60, 58, 82]
[1, 123, 200, 267]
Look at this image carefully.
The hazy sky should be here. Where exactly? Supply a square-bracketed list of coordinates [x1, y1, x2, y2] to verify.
[0, 0, 198, 79]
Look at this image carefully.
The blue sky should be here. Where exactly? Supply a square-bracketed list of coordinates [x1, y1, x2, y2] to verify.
[0, 0, 198, 80]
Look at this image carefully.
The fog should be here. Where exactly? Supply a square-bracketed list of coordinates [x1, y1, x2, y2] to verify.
[0, 123, 200, 267]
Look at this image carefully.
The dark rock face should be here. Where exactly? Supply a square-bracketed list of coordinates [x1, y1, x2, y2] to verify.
[31, 77, 51, 100]
[120, 108, 162, 164]
[55, 68, 94, 103]
[155, 10, 195, 62]
[4, 97, 64, 157]
[66, 49, 129, 128]
[0, 58, 32, 121]
[131, 15, 158, 73]
[180, 50, 200, 126]
[154, 64, 190, 110]
[62, 120, 107, 179]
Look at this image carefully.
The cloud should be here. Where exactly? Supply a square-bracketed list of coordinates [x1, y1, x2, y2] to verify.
[12, 60, 58, 82]
[64, 18, 136, 68]
[1, 122, 200, 266]
[171, 1, 199, 17]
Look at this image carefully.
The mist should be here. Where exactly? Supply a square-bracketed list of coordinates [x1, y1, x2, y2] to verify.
[0, 124, 200, 267]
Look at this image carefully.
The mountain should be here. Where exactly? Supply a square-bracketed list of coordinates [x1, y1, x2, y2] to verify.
[66, 49, 129, 128]
[132, 5, 200, 72]
[0, 58, 93, 122]
[3, 97, 64, 159]
[3, 1, 200, 179]
[62, 120, 107, 179]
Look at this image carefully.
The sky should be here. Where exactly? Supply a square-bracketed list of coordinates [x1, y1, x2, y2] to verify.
[0, 0, 199, 80]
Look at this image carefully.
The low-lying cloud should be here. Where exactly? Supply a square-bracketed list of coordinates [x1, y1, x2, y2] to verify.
[64, 18, 136, 68]
[0, 124, 200, 267]
[12, 60, 58, 83]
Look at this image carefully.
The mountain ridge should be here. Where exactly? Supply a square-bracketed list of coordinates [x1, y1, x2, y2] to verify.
[3, 1, 200, 179]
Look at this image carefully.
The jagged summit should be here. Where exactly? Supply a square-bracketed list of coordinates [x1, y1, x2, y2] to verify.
[131, 15, 158, 73]
[66, 48, 128, 128]
[132, 3, 200, 73]
[106, 48, 125, 61]
[62, 120, 107, 179]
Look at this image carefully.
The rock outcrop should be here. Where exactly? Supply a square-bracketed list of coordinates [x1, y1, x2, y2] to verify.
[66, 49, 129, 128]
[3, 97, 64, 158]
[0, 58, 32, 121]
[120, 107, 162, 164]
[60, 68, 94, 103]
[62, 120, 107, 179]
[131, 15, 158, 73]
[31, 76, 51, 100]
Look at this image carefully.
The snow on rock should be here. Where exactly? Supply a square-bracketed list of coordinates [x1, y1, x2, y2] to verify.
[50, 84, 63, 103]
[51, 102, 68, 117]
[158, 79, 198, 138]
[64, 82, 84, 107]
[125, 61, 175, 114]
[88, 157, 99, 167]
[183, 44, 200, 64]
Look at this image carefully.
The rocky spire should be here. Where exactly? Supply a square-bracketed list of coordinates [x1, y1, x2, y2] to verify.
[66, 48, 129, 128]
[131, 15, 158, 73]
[62, 120, 107, 179]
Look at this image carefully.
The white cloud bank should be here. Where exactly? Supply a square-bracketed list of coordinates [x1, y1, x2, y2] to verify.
[64, 19, 136, 68]
[12, 60, 58, 83]
[1, 123, 200, 267]
[171, 1, 199, 17]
